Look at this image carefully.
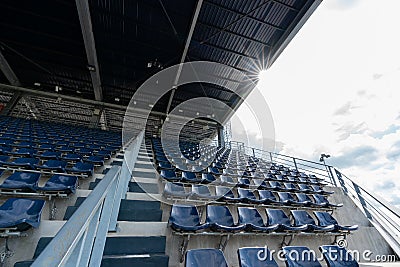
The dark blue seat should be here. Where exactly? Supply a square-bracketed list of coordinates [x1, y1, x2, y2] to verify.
[66, 162, 94, 176]
[298, 184, 315, 194]
[0, 198, 46, 231]
[238, 247, 278, 267]
[237, 178, 251, 188]
[252, 179, 269, 189]
[278, 192, 303, 206]
[238, 207, 278, 232]
[9, 148, 35, 157]
[283, 183, 299, 192]
[313, 194, 343, 208]
[291, 210, 335, 232]
[269, 181, 285, 191]
[158, 161, 175, 170]
[1, 157, 39, 169]
[206, 205, 246, 232]
[237, 188, 264, 204]
[295, 193, 318, 207]
[13, 141, 33, 148]
[191, 185, 218, 200]
[320, 245, 359, 267]
[160, 170, 180, 182]
[62, 153, 83, 163]
[35, 160, 67, 172]
[163, 182, 190, 198]
[36, 144, 55, 151]
[201, 173, 216, 183]
[0, 155, 10, 164]
[220, 176, 237, 187]
[215, 186, 243, 203]
[96, 150, 112, 159]
[0, 172, 40, 192]
[181, 171, 202, 183]
[35, 151, 62, 160]
[266, 209, 308, 232]
[0, 146, 12, 155]
[84, 155, 105, 166]
[185, 249, 228, 267]
[38, 174, 78, 195]
[314, 211, 358, 232]
[311, 185, 334, 195]
[258, 190, 281, 205]
[76, 147, 93, 157]
[169, 205, 210, 232]
[208, 167, 222, 175]
[57, 145, 74, 153]
[283, 246, 322, 267]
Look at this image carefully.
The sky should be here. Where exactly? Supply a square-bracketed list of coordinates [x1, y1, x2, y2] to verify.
[231, 0, 400, 207]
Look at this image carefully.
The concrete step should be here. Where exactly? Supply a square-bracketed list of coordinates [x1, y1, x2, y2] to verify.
[15, 237, 169, 267]
[88, 179, 158, 194]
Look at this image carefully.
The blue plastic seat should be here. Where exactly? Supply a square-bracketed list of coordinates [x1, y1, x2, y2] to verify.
[314, 211, 358, 232]
[76, 147, 93, 157]
[84, 155, 105, 166]
[0, 172, 41, 192]
[1, 157, 39, 169]
[62, 153, 83, 162]
[201, 173, 216, 183]
[237, 188, 264, 204]
[284, 183, 299, 192]
[163, 182, 190, 198]
[57, 145, 74, 153]
[96, 150, 112, 159]
[191, 185, 218, 200]
[278, 192, 303, 206]
[181, 171, 202, 183]
[0, 155, 10, 164]
[185, 249, 228, 267]
[0, 146, 12, 155]
[313, 194, 343, 208]
[258, 190, 281, 205]
[252, 179, 269, 189]
[237, 178, 251, 188]
[266, 209, 308, 232]
[35, 160, 67, 172]
[38, 174, 78, 195]
[0, 198, 46, 231]
[206, 205, 246, 232]
[220, 176, 237, 186]
[295, 193, 317, 206]
[158, 161, 175, 170]
[9, 148, 35, 157]
[13, 141, 33, 148]
[215, 186, 243, 203]
[36, 144, 55, 151]
[160, 170, 180, 182]
[298, 184, 315, 194]
[320, 245, 359, 267]
[311, 185, 334, 195]
[169, 205, 210, 232]
[269, 181, 285, 191]
[238, 247, 278, 267]
[66, 162, 94, 176]
[291, 210, 335, 232]
[36, 151, 62, 160]
[208, 167, 222, 175]
[238, 207, 278, 232]
[283, 246, 322, 267]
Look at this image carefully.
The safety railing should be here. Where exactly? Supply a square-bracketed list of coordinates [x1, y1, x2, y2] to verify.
[230, 140, 400, 258]
[32, 130, 144, 266]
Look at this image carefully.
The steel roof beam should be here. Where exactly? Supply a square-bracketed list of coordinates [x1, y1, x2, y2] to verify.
[76, 0, 103, 102]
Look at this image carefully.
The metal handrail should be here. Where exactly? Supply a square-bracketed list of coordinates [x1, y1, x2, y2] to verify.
[32, 130, 144, 266]
[230, 140, 400, 256]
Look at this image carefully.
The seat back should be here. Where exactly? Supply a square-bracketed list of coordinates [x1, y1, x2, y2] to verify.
[164, 182, 186, 194]
[266, 209, 291, 226]
[313, 194, 328, 204]
[192, 185, 211, 196]
[169, 205, 201, 227]
[182, 171, 197, 179]
[291, 210, 316, 226]
[237, 188, 257, 200]
[160, 170, 177, 179]
[314, 211, 338, 227]
[278, 192, 295, 202]
[258, 190, 277, 201]
[296, 193, 312, 202]
[320, 245, 359, 267]
[283, 246, 322, 267]
[185, 248, 228, 267]
[201, 173, 215, 183]
[206, 205, 235, 226]
[238, 207, 264, 227]
[238, 247, 278, 267]
[215, 186, 235, 198]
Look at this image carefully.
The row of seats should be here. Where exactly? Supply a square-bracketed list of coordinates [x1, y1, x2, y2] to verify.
[169, 205, 358, 233]
[0, 157, 94, 176]
[0, 172, 77, 195]
[185, 246, 358, 267]
[164, 183, 342, 208]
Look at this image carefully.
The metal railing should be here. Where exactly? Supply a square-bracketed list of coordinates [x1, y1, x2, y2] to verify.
[230, 140, 400, 257]
[32, 130, 144, 266]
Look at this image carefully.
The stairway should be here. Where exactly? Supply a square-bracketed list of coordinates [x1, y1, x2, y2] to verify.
[14, 142, 169, 267]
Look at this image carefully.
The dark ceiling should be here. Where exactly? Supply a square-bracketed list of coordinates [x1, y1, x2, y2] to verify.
[0, 0, 321, 131]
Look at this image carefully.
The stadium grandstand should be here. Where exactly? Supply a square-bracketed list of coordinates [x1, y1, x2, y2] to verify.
[0, 0, 399, 266]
